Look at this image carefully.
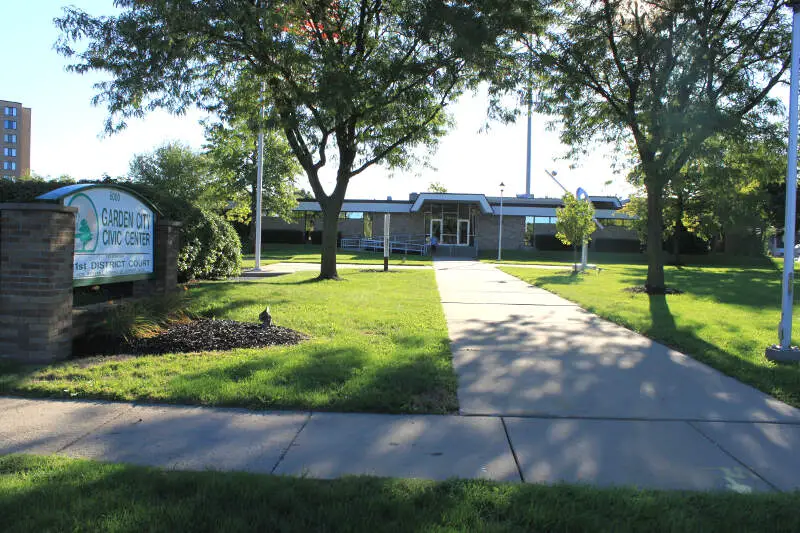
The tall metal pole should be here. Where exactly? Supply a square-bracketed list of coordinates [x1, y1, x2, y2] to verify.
[768, 2, 800, 361]
[525, 87, 532, 197]
[384, 213, 390, 272]
[254, 81, 266, 271]
[497, 182, 505, 261]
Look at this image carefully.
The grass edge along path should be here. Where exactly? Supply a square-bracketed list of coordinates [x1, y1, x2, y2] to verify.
[3, 454, 800, 533]
[242, 243, 432, 268]
[499, 264, 800, 409]
[0, 269, 456, 414]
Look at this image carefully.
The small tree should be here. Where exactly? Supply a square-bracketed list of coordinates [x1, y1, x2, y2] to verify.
[427, 181, 448, 193]
[556, 192, 596, 271]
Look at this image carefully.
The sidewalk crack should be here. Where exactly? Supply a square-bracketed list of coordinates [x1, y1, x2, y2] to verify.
[501, 417, 525, 483]
[55, 403, 134, 454]
[686, 421, 781, 492]
[271, 412, 312, 475]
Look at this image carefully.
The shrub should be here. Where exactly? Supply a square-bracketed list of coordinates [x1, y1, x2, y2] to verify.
[79, 291, 192, 348]
[178, 209, 242, 281]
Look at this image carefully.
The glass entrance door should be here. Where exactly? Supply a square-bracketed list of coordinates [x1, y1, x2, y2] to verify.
[430, 219, 442, 242]
[457, 220, 470, 246]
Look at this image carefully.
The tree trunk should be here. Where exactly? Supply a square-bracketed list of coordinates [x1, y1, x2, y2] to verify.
[645, 182, 666, 292]
[573, 244, 578, 272]
[319, 205, 340, 280]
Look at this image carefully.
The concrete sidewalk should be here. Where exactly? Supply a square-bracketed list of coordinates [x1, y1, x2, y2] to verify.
[4, 396, 800, 492]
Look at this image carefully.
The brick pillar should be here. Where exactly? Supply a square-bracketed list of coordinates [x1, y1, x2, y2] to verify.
[134, 219, 182, 296]
[0, 203, 77, 362]
[155, 220, 181, 292]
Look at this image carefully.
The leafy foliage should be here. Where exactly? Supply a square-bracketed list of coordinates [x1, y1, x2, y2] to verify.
[556, 192, 596, 247]
[203, 117, 302, 252]
[177, 209, 242, 282]
[128, 142, 221, 211]
[529, 0, 790, 289]
[55, 0, 526, 278]
[427, 181, 448, 193]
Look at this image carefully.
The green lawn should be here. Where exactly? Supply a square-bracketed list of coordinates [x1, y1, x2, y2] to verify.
[242, 244, 432, 268]
[0, 270, 456, 413]
[3, 455, 800, 533]
[481, 248, 778, 268]
[500, 263, 800, 408]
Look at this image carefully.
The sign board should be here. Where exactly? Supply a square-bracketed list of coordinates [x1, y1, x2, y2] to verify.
[37, 185, 157, 287]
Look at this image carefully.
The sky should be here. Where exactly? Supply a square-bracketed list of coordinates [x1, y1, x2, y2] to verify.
[2, 0, 636, 201]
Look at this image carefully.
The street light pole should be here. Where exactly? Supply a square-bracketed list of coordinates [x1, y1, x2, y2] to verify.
[767, 0, 800, 361]
[498, 182, 505, 261]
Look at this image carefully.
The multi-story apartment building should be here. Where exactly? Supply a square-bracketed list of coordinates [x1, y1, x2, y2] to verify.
[1, 100, 31, 181]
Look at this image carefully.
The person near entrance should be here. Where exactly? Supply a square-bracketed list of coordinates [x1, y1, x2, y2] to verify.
[430, 235, 438, 255]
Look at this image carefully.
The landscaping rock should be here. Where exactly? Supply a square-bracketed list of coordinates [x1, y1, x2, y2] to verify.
[128, 319, 308, 354]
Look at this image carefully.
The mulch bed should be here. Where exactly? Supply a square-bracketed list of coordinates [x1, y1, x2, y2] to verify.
[623, 286, 684, 295]
[126, 319, 309, 355]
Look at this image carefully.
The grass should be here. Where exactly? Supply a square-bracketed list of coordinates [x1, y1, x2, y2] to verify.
[480, 248, 780, 268]
[500, 263, 800, 408]
[0, 270, 456, 414]
[241, 243, 432, 268]
[3, 455, 800, 533]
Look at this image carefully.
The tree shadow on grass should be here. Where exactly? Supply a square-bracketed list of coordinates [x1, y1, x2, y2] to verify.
[641, 294, 800, 408]
[4, 455, 800, 532]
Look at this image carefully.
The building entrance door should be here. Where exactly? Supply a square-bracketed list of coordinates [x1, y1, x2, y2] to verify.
[457, 220, 470, 246]
[430, 219, 442, 242]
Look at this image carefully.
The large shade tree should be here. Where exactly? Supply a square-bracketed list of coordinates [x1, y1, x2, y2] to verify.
[56, 0, 527, 279]
[528, 0, 790, 291]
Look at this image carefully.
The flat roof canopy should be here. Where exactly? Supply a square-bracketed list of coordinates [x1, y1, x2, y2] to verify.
[410, 193, 493, 214]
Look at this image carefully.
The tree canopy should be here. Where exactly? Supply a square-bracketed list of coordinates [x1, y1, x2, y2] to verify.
[529, 0, 790, 291]
[56, 0, 527, 278]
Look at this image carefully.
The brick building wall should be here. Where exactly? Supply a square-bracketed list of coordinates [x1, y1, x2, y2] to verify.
[475, 214, 526, 250]
[372, 213, 424, 237]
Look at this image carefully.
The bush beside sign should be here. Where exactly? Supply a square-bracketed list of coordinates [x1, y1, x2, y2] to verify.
[38, 185, 158, 287]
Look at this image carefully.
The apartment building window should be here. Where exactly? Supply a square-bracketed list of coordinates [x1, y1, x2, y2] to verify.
[3, 161, 16, 171]
[3, 134, 15, 143]
[4, 148, 16, 157]
[4, 107, 17, 116]
[3, 120, 17, 129]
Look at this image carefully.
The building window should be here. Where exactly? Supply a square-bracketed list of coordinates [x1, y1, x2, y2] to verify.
[3, 134, 16, 143]
[3, 161, 16, 170]
[3, 148, 16, 157]
[3, 120, 17, 129]
[4, 106, 17, 116]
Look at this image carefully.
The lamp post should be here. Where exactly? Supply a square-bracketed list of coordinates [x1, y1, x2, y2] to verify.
[498, 182, 505, 261]
[767, 0, 800, 361]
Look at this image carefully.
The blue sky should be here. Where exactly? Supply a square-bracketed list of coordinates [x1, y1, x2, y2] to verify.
[3, 1, 636, 200]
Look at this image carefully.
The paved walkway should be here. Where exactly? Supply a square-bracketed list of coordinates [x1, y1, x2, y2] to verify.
[433, 259, 800, 491]
[3, 259, 800, 492]
[239, 262, 430, 278]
